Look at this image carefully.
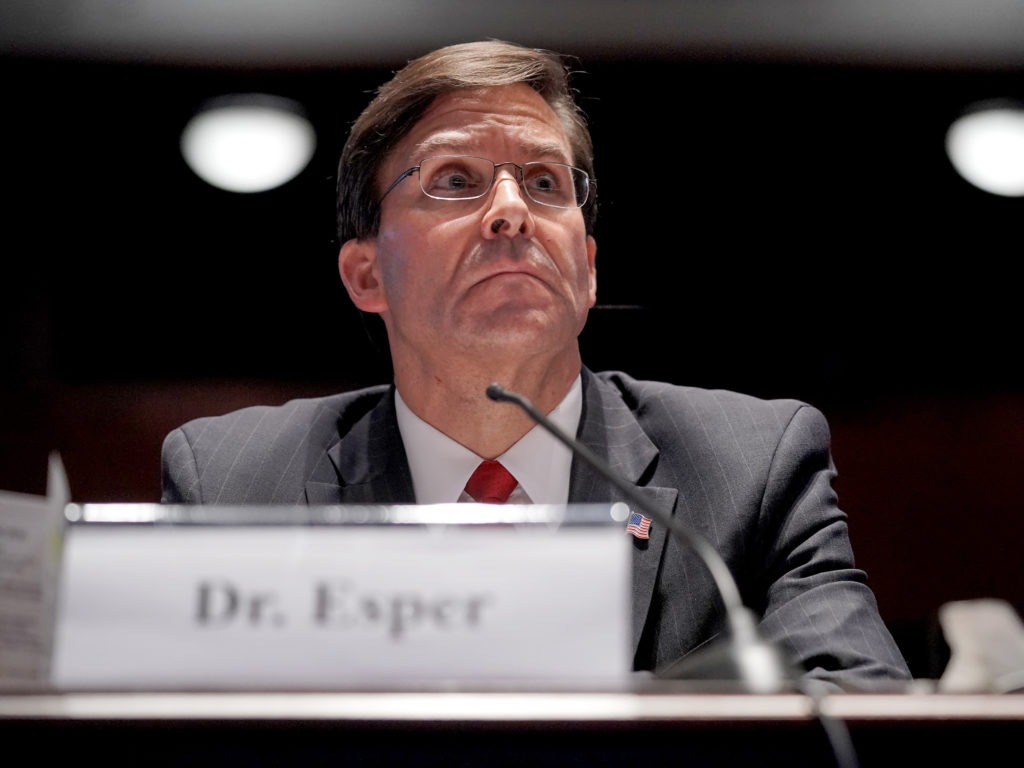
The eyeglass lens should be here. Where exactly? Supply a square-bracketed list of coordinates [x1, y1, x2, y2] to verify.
[417, 155, 588, 208]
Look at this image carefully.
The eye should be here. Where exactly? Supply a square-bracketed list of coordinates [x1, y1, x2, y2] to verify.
[421, 157, 487, 198]
[524, 163, 572, 203]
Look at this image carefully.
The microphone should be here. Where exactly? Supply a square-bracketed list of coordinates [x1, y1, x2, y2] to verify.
[486, 382, 797, 693]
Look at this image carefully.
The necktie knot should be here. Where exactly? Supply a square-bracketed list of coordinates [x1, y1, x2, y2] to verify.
[464, 460, 518, 504]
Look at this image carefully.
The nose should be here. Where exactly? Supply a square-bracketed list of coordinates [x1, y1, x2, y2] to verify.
[481, 168, 536, 240]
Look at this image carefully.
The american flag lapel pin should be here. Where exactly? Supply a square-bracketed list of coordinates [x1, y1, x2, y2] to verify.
[625, 510, 651, 540]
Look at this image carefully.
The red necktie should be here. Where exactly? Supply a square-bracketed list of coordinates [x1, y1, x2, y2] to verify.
[464, 460, 518, 503]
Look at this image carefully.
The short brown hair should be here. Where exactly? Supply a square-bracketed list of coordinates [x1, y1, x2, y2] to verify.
[335, 40, 597, 243]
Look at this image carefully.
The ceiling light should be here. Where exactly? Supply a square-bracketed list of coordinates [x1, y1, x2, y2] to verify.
[181, 94, 316, 193]
[946, 100, 1024, 197]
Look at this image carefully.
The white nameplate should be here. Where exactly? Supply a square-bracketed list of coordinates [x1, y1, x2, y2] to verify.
[51, 504, 632, 690]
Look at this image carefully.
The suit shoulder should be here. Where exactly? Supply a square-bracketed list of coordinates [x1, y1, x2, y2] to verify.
[589, 369, 823, 431]
[168, 384, 391, 445]
[160, 384, 393, 504]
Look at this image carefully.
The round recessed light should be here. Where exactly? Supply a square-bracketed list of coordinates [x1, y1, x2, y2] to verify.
[181, 94, 316, 193]
[946, 100, 1024, 197]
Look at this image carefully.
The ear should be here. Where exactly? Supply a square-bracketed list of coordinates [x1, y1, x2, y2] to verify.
[585, 234, 598, 307]
[338, 237, 388, 314]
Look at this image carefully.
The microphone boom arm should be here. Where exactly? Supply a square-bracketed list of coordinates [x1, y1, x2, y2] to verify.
[486, 382, 793, 690]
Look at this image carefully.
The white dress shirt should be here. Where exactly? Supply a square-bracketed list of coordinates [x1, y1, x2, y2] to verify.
[394, 376, 582, 504]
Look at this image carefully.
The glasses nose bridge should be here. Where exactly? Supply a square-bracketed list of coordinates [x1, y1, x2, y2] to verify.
[491, 160, 525, 185]
[490, 160, 529, 201]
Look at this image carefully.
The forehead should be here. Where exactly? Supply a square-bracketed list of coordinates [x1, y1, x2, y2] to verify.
[393, 84, 572, 163]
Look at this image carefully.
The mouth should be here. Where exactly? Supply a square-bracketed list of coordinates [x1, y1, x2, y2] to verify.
[468, 241, 556, 290]
[476, 266, 548, 289]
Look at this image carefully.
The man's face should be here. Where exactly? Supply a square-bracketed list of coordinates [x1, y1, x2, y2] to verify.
[339, 83, 597, 371]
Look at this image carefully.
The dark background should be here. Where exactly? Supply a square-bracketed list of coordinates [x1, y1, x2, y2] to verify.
[2, 8, 1024, 680]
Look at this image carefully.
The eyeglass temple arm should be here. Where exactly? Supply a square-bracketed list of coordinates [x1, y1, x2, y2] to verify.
[379, 166, 419, 203]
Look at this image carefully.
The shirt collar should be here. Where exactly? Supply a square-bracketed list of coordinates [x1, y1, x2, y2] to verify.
[395, 376, 582, 504]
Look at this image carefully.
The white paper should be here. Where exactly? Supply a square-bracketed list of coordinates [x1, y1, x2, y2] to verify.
[0, 453, 68, 688]
[52, 514, 632, 690]
[938, 598, 1024, 693]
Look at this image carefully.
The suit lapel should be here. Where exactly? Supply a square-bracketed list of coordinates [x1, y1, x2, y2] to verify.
[304, 386, 417, 505]
[571, 369, 675, 660]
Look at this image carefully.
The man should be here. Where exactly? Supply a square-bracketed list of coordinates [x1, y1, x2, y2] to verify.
[162, 40, 911, 687]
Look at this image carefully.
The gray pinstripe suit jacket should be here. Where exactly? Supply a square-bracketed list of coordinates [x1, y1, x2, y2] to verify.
[161, 368, 911, 686]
